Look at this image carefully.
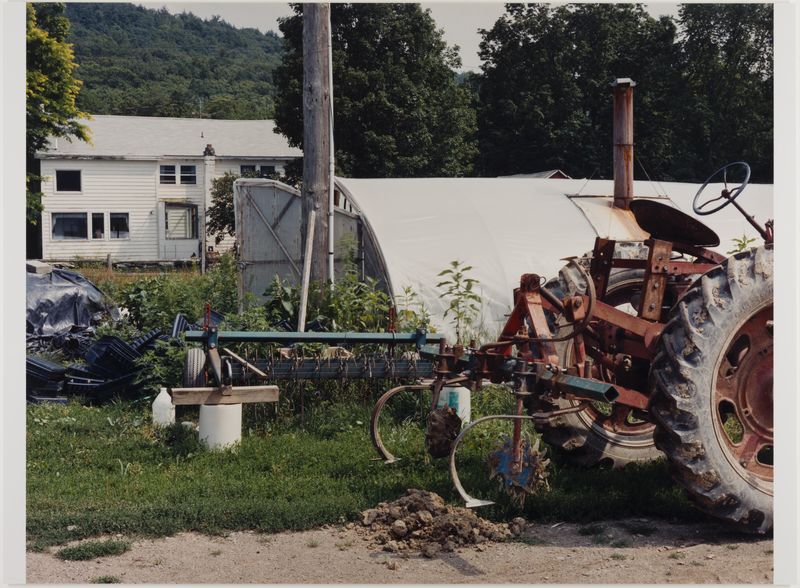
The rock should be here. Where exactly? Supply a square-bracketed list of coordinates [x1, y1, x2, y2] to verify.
[417, 510, 434, 525]
[362, 509, 379, 526]
[386, 560, 399, 571]
[422, 544, 441, 558]
[512, 517, 527, 528]
[391, 520, 408, 539]
[388, 507, 404, 520]
[383, 541, 399, 553]
[476, 544, 487, 552]
[345, 523, 355, 530]
[66, 525, 78, 532]
[442, 540, 456, 552]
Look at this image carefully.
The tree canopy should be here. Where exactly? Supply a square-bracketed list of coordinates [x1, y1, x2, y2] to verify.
[273, 3, 477, 178]
[64, 3, 283, 119]
[476, 3, 773, 183]
[26, 2, 89, 222]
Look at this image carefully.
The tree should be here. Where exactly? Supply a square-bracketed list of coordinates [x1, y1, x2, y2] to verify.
[475, 3, 773, 183]
[26, 3, 89, 222]
[672, 4, 773, 182]
[273, 3, 477, 178]
[476, 4, 680, 179]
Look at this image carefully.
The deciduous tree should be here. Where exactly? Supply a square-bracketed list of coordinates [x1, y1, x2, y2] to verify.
[274, 3, 477, 178]
[26, 3, 89, 222]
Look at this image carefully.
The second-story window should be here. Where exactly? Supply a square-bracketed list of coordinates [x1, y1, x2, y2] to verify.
[159, 165, 176, 184]
[180, 165, 197, 185]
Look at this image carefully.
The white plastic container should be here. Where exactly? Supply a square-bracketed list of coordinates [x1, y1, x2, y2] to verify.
[199, 404, 242, 450]
[435, 385, 471, 423]
[151, 388, 175, 427]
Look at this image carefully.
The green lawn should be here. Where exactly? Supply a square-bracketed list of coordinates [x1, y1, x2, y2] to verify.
[26, 388, 697, 550]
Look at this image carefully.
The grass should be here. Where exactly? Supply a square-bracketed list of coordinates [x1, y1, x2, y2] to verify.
[610, 552, 626, 560]
[55, 539, 131, 561]
[27, 394, 696, 550]
[668, 551, 686, 560]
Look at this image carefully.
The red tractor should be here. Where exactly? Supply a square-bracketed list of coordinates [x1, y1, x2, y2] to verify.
[371, 160, 773, 534]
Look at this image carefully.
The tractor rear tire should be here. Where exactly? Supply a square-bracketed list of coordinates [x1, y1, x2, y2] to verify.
[184, 348, 206, 387]
[649, 246, 773, 533]
[535, 243, 664, 468]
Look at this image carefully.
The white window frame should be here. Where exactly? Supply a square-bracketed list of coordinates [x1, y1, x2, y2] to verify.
[109, 212, 131, 240]
[159, 164, 177, 185]
[51, 212, 89, 240]
[54, 169, 83, 193]
[180, 165, 197, 185]
[90, 211, 106, 240]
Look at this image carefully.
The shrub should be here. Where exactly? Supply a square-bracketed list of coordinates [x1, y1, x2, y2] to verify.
[56, 539, 131, 561]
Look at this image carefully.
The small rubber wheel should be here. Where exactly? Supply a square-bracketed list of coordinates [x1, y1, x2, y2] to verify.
[650, 246, 773, 533]
[184, 348, 206, 387]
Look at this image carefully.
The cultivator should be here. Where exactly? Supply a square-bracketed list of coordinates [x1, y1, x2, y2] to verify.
[177, 161, 774, 534]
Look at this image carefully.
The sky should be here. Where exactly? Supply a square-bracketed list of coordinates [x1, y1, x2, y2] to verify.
[151, 2, 682, 73]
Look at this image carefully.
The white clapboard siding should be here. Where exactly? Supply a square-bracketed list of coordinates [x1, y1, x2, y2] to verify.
[41, 160, 160, 261]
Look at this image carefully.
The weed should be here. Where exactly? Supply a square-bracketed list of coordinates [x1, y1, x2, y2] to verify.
[610, 552, 626, 560]
[91, 576, 122, 584]
[727, 233, 758, 254]
[306, 539, 320, 548]
[437, 260, 481, 345]
[56, 540, 131, 561]
[578, 524, 605, 536]
[668, 551, 686, 560]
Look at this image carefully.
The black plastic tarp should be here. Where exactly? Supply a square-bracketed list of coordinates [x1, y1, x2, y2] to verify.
[26, 268, 119, 336]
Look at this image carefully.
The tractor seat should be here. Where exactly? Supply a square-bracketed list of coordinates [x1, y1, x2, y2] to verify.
[629, 198, 720, 247]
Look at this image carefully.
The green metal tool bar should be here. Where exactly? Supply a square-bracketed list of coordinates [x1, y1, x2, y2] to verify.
[185, 330, 444, 346]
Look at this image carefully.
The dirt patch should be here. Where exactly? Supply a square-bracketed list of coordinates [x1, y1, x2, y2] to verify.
[355, 488, 516, 558]
[27, 516, 773, 584]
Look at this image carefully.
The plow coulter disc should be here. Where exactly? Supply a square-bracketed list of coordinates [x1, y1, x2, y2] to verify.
[488, 435, 550, 506]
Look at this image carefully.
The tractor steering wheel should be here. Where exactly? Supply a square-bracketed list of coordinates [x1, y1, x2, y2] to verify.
[693, 162, 751, 216]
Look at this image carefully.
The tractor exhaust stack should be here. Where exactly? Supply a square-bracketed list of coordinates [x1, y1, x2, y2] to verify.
[611, 78, 636, 210]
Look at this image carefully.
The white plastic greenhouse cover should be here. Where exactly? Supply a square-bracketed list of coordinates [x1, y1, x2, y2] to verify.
[336, 177, 773, 340]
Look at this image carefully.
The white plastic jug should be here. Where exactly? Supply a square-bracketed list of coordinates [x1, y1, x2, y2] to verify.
[152, 388, 175, 427]
[435, 385, 471, 423]
[199, 404, 242, 450]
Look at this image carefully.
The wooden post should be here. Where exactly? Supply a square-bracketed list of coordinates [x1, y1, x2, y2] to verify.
[106, 253, 112, 271]
[302, 3, 331, 284]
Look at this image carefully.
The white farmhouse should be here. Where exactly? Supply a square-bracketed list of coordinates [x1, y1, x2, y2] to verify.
[36, 115, 302, 262]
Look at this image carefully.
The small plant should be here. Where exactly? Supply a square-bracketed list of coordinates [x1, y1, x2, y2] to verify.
[56, 539, 131, 561]
[91, 576, 122, 584]
[727, 233, 757, 254]
[437, 260, 481, 345]
[306, 539, 320, 548]
[610, 552, 626, 560]
[668, 551, 686, 560]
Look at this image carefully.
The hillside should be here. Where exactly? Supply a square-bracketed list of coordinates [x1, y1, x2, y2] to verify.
[66, 3, 283, 119]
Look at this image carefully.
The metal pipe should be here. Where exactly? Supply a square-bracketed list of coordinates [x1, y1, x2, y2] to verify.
[611, 78, 636, 210]
[185, 330, 445, 345]
[297, 207, 316, 332]
[327, 5, 336, 285]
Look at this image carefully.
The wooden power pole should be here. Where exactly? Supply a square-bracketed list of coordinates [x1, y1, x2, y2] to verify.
[301, 3, 331, 284]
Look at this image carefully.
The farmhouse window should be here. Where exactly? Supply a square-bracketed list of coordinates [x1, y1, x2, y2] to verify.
[260, 165, 276, 177]
[240, 165, 256, 175]
[110, 213, 130, 239]
[55, 170, 81, 192]
[92, 213, 105, 239]
[160, 165, 176, 184]
[52, 213, 87, 240]
[180, 165, 197, 185]
[165, 203, 198, 239]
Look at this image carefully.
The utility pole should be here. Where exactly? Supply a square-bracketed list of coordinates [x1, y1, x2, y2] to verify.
[301, 3, 331, 284]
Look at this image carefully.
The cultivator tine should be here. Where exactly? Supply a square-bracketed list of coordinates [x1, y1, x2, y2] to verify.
[370, 383, 431, 463]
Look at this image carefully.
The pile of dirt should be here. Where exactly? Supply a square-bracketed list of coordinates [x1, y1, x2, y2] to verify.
[356, 489, 523, 558]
